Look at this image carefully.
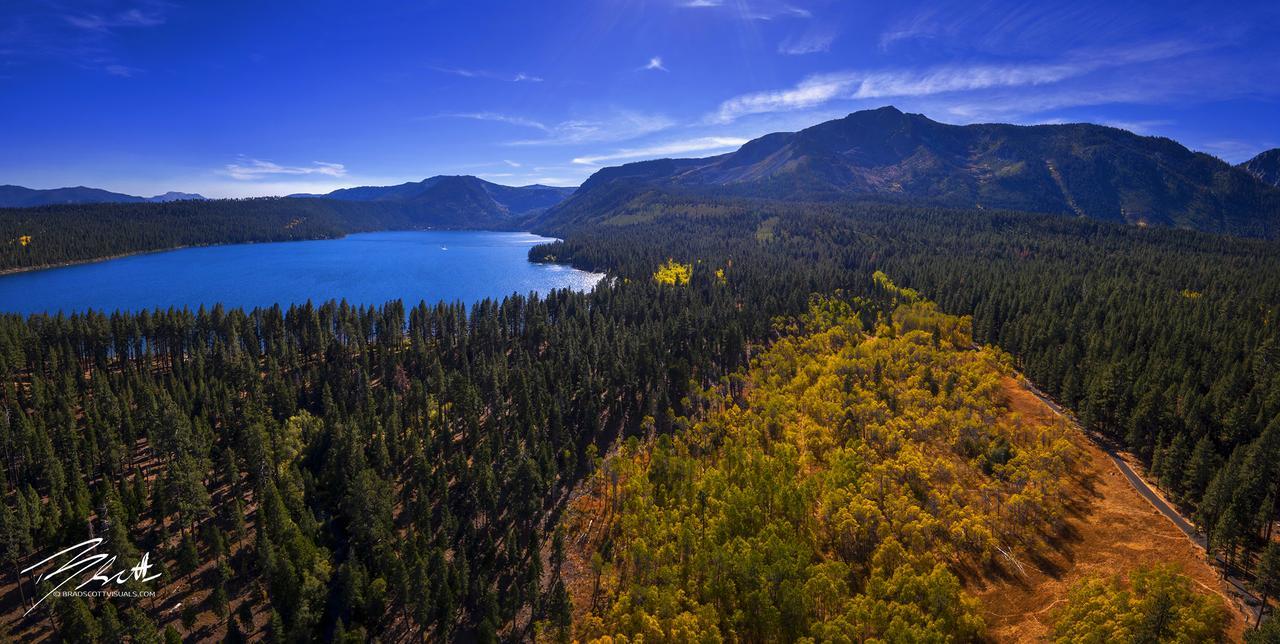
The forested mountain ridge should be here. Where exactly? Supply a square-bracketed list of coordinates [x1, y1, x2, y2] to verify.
[539, 106, 1280, 237]
[0, 185, 207, 208]
[1241, 148, 1280, 187]
[293, 175, 575, 227]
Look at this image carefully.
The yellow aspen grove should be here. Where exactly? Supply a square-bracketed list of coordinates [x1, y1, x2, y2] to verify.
[567, 286, 1080, 642]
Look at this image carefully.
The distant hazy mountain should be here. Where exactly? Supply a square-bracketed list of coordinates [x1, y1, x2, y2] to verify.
[147, 191, 207, 202]
[297, 175, 576, 228]
[1240, 149, 1280, 187]
[544, 106, 1280, 237]
[0, 185, 206, 207]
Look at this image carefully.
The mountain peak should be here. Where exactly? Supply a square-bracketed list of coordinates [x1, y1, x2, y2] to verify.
[861, 105, 903, 115]
[835, 105, 913, 125]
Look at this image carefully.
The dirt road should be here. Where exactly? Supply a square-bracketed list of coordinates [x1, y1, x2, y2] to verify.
[1018, 377, 1262, 626]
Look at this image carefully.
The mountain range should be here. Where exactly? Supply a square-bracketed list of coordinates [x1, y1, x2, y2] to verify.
[292, 176, 575, 228]
[0, 185, 206, 207]
[5, 109, 1279, 237]
[542, 106, 1280, 237]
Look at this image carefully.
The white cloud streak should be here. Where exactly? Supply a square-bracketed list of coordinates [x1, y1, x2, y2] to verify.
[510, 113, 676, 146]
[676, 0, 810, 19]
[64, 8, 166, 32]
[572, 136, 749, 165]
[711, 63, 1084, 123]
[878, 10, 938, 51]
[778, 30, 835, 55]
[440, 110, 676, 146]
[104, 63, 139, 77]
[644, 57, 668, 72]
[222, 159, 348, 181]
[439, 112, 552, 133]
[711, 43, 1207, 123]
[431, 66, 543, 82]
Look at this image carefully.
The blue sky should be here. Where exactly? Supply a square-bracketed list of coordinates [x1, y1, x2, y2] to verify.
[2, 0, 1278, 197]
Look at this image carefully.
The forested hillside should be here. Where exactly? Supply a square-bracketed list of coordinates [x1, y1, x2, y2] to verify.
[0, 198, 454, 273]
[563, 289, 1231, 642]
[1, 192, 1278, 640]
[568, 292, 1067, 641]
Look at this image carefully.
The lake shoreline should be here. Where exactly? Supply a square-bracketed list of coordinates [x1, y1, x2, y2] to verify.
[0, 235, 346, 276]
[0, 227, 563, 276]
[0, 246, 199, 276]
[0, 230, 598, 316]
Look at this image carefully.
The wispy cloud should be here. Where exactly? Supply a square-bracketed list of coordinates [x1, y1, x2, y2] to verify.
[64, 7, 166, 32]
[430, 66, 543, 82]
[711, 42, 1207, 123]
[222, 159, 348, 181]
[644, 57, 668, 72]
[438, 112, 552, 133]
[103, 63, 140, 77]
[878, 10, 939, 51]
[780, 5, 812, 19]
[676, 0, 810, 19]
[744, 3, 812, 20]
[572, 136, 749, 165]
[778, 29, 835, 55]
[1, 2, 171, 77]
[439, 110, 675, 146]
[512, 113, 675, 146]
[710, 73, 858, 123]
[503, 159, 522, 168]
[934, 55, 1255, 123]
[713, 65, 1088, 123]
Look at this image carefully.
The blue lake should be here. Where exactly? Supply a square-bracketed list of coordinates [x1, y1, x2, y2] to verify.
[0, 231, 604, 316]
